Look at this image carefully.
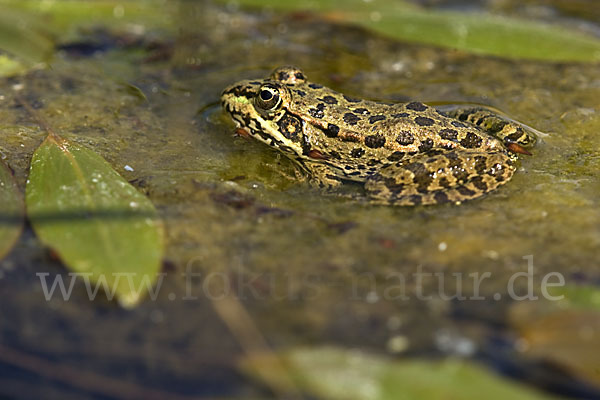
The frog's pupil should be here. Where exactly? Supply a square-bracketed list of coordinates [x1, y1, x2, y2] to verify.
[260, 90, 273, 101]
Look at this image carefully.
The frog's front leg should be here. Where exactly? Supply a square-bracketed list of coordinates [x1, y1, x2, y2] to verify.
[305, 163, 343, 189]
[441, 106, 535, 148]
[365, 150, 515, 206]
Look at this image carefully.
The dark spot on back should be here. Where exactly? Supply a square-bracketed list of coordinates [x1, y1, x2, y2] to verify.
[295, 89, 306, 97]
[343, 113, 361, 125]
[365, 134, 386, 148]
[406, 102, 427, 111]
[308, 83, 323, 89]
[415, 116, 435, 126]
[325, 123, 340, 138]
[321, 95, 338, 104]
[396, 130, 414, 145]
[368, 115, 386, 124]
[353, 108, 370, 115]
[451, 120, 467, 128]
[439, 128, 458, 141]
[309, 108, 324, 118]
[343, 94, 361, 103]
[392, 112, 409, 118]
[460, 132, 483, 148]
[418, 138, 434, 152]
[351, 148, 365, 158]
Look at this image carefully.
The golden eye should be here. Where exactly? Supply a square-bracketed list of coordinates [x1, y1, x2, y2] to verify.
[255, 84, 282, 110]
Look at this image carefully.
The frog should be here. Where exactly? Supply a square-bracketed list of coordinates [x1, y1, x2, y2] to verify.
[220, 66, 534, 206]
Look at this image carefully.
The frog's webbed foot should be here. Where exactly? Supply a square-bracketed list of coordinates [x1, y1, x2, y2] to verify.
[365, 150, 515, 206]
[440, 106, 535, 148]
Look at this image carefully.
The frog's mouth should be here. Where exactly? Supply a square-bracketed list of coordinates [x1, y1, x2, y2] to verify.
[221, 82, 305, 159]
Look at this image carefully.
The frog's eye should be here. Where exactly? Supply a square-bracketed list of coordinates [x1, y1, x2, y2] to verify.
[255, 85, 282, 111]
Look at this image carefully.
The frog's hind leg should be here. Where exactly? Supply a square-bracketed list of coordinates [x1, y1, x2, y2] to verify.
[365, 150, 515, 206]
[441, 106, 535, 148]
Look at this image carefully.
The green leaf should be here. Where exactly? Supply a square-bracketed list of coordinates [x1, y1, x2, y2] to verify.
[356, 9, 600, 62]
[0, 0, 175, 41]
[26, 133, 164, 308]
[0, 7, 54, 68]
[0, 54, 27, 78]
[0, 159, 24, 260]
[228, 0, 600, 62]
[549, 284, 600, 311]
[120, 82, 148, 103]
[242, 347, 556, 400]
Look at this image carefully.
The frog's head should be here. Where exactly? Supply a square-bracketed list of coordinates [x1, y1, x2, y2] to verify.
[221, 66, 309, 158]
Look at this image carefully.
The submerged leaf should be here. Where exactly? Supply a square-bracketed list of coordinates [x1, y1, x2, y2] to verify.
[229, 0, 600, 62]
[548, 284, 600, 311]
[510, 287, 600, 387]
[242, 347, 554, 400]
[26, 133, 164, 307]
[0, 159, 24, 260]
[520, 310, 600, 387]
[120, 83, 148, 103]
[0, 54, 27, 78]
[0, 8, 54, 68]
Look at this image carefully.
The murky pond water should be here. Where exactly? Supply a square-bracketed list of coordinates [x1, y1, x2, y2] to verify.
[0, 1, 599, 398]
